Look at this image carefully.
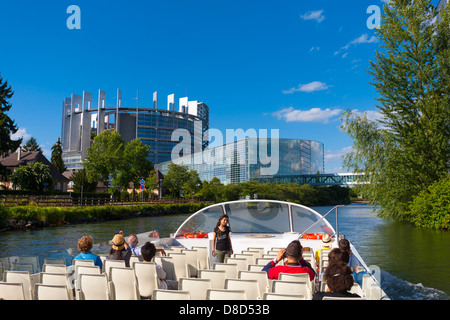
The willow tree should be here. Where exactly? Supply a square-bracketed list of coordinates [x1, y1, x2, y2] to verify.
[341, 0, 450, 223]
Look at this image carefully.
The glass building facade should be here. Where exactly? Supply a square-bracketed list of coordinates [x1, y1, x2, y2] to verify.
[61, 89, 209, 171]
[155, 138, 324, 184]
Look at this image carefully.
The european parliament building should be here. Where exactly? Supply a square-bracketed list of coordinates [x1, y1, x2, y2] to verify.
[61, 89, 209, 171]
[155, 138, 325, 185]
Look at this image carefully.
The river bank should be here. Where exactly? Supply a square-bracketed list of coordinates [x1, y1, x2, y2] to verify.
[0, 202, 208, 231]
[0, 196, 357, 232]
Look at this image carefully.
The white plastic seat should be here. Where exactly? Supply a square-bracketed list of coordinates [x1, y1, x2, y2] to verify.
[278, 272, 313, 293]
[11, 263, 34, 273]
[3, 270, 33, 300]
[239, 270, 270, 295]
[322, 296, 366, 300]
[167, 252, 189, 280]
[179, 277, 212, 300]
[225, 278, 261, 300]
[169, 246, 185, 252]
[256, 258, 273, 266]
[133, 262, 159, 299]
[103, 259, 126, 279]
[181, 249, 199, 277]
[263, 292, 306, 300]
[42, 264, 69, 274]
[206, 288, 246, 300]
[248, 264, 265, 272]
[154, 256, 176, 281]
[271, 280, 312, 300]
[0, 282, 26, 300]
[191, 246, 210, 270]
[224, 257, 247, 271]
[74, 265, 101, 290]
[109, 267, 140, 300]
[77, 273, 111, 300]
[198, 269, 226, 289]
[72, 259, 95, 267]
[152, 289, 191, 300]
[241, 250, 261, 260]
[246, 247, 265, 257]
[213, 263, 239, 279]
[15, 256, 40, 273]
[44, 258, 66, 265]
[233, 253, 255, 265]
[129, 256, 142, 268]
[39, 271, 68, 286]
[34, 283, 71, 300]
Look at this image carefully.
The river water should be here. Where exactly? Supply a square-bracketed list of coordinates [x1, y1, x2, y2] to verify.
[0, 203, 448, 300]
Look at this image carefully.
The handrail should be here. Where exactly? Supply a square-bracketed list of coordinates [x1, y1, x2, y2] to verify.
[298, 205, 345, 238]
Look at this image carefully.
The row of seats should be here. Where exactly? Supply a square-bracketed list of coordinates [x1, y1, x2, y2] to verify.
[0, 246, 373, 300]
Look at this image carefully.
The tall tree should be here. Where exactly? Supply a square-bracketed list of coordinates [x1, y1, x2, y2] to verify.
[83, 130, 125, 192]
[162, 163, 201, 198]
[341, 0, 450, 223]
[69, 168, 97, 193]
[22, 137, 42, 152]
[51, 137, 66, 173]
[114, 138, 153, 194]
[0, 74, 22, 157]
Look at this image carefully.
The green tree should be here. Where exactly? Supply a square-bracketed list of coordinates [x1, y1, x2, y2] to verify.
[163, 163, 201, 198]
[145, 170, 160, 199]
[69, 168, 97, 193]
[11, 162, 54, 192]
[409, 175, 450, 230]
[22, 137, 42, 152]
[341, 0, 450, 223]
[114, 139, 153, 195]
[51, 137, 66, 173]
[183, 170, 202, 197]
[83, 130, 125, 192]
[0, 74, 22, 164]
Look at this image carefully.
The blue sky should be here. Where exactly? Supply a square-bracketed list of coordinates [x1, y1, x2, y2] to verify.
[1, 0, 414, 173]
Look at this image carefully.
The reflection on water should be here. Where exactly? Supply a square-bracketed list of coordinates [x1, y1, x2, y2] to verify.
[0, 204, 448, 300]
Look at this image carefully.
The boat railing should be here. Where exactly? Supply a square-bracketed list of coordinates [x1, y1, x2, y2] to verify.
[298, 205, 345, 240]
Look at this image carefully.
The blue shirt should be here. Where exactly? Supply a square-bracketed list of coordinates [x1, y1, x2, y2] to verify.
[130, 246, 141, 256]
[74, 251, 103, 269]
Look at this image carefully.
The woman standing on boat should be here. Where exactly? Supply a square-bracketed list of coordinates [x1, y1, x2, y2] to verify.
[212, 214, 233, 263]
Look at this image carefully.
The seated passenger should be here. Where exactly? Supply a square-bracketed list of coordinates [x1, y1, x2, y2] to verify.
[314, 233, 332, 267]
[74, 235, 103, 270]
[339, 238, 367, 287]
[106, 232, 132, 267]
[141, 242, 177, 290]
[313, 262, 361, 300]
[319, 248, 350, 281]
[262, 240, 315, 281]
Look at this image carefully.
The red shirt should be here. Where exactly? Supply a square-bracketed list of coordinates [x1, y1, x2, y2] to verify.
[263, 258, 316, 281]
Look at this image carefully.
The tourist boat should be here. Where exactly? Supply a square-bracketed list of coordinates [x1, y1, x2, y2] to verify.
[136, 199, 389, 300]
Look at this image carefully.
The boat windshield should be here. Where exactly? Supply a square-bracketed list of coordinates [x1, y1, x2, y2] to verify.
[174, 200, 334, 237]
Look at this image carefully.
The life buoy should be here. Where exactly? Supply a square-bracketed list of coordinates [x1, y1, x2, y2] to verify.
[301, 233, 324, 240]
[184, 233, 208, 239]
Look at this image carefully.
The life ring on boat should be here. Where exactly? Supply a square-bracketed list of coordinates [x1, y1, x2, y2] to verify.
[301, 233, 324, 240]
[184, 233, 208, 239]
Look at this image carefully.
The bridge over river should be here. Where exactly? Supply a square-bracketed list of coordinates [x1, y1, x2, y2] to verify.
[255, 172, 366, 186]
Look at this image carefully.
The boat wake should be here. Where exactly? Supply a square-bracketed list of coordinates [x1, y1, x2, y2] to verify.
[380, 270, 449, 300]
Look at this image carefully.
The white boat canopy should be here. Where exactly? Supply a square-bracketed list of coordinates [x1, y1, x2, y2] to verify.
[174, 200, 335, 238]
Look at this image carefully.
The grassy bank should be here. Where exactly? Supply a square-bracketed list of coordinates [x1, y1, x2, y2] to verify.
[0, 202, 208, 230]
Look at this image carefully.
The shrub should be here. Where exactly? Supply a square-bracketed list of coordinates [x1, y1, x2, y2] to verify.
[409, 175, 450, 230]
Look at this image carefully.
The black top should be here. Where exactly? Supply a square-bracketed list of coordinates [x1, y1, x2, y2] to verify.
[214, 226, 231, 251]
[312, 291, 361, 300]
